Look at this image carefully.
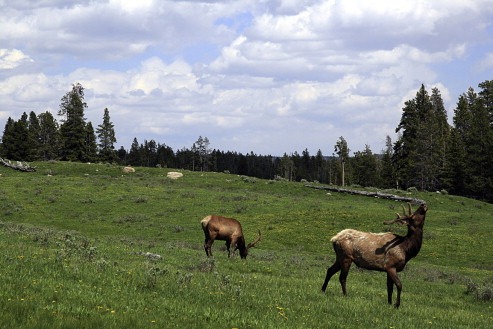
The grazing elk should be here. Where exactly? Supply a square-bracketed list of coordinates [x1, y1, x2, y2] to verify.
[321, 203, 428, 308]
[201, 215, 261, 259]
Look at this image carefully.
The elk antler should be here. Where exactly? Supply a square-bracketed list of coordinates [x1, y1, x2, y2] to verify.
[247, 230, 262, 249]
[406, 203, 412, 216]
[383, 204, 412, 225]
[383, 217, 408, 225]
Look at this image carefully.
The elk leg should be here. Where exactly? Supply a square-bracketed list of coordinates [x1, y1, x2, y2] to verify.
[321, 261, 341, 292]
[386, 272, 394, 305]
[386, 268, 402, 308]
[225, 241, 231, 257]
[228, 237, 238, 258]
[339, 259, 352, 295]
[204, 239, 213, 257]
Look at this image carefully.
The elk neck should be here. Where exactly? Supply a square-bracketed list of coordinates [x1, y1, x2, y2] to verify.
[403, 225, 423, 261]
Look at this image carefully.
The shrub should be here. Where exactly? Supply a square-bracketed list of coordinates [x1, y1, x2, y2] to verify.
[465, 278, 493, 301]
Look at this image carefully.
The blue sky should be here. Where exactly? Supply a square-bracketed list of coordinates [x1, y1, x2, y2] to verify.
[1, 0, 493, 156]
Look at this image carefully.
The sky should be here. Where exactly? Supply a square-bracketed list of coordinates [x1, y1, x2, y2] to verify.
[1, 0, 493, 157]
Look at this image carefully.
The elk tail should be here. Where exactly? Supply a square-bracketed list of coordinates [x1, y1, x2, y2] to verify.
[201, 215, 212, 229]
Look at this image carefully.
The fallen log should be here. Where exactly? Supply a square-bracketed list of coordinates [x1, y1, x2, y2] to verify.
[305, 184, 426, 204]
[0, 157, 36, 172]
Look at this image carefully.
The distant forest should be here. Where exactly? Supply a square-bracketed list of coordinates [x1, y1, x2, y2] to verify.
[2, 80, 493, 202]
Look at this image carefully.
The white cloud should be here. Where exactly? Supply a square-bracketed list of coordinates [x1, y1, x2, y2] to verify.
[0, 49, 33, 69]
[478, 53, 493, 71]
[1, 0, 493, 155]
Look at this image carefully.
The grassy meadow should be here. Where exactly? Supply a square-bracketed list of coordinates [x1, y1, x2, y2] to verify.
[0, 161, 492, 328]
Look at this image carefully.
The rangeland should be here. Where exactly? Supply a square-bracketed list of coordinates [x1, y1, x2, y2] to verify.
[0, 161, 491, 328]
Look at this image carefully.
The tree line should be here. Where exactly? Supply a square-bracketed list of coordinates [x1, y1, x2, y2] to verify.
[1, 80, 493, 202]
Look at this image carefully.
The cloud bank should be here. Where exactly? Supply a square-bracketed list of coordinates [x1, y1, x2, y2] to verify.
[1, 0, 492, 155]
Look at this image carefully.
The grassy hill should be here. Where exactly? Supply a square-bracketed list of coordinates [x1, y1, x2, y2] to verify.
[0, 161, 492, 328]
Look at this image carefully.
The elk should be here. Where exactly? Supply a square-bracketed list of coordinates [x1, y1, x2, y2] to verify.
[201, 215, 261, 259]
[321, 203, 428, 308]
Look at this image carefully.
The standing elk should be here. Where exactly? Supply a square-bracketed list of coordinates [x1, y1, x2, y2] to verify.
[201, 215, 261, 259]
[321, 203, 428, 308]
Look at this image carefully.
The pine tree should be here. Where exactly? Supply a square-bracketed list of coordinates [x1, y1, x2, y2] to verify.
[127, 137, 141, 166]
[394, 94, 419, 189]
[1, 117, 16, 159]
[27, 111, 41, 160]
[58, 83, 91, 162]
[315, 149, 326, 183]
[445, 92, 474, 195]
[96, 108, 117, 162]
[470, 83, 493, 199]
[394, 84, 449, 191]
[38, 111, 60, 161]
[478, 80, 493, 197]
[85, 122, 97, 162]
[442, 127, 467, 195]
[352, 144, 378, 187]
[411, 84, 433, 190]
[117, 146, 127, 163]
[194, 136, 211, 171]
[279, 153, 295, 180]
[380, 135, 395, 188]
[443, 83, 493, 200]
[334, 136, 349, 186]
[430, 87, 450, 173]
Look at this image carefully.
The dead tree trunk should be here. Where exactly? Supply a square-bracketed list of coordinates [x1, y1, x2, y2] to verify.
[305, 184, 426, 204]
[0, 157, 36, 172]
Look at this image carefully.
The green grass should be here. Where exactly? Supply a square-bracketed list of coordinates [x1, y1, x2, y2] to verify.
[0, 161, 492, 328]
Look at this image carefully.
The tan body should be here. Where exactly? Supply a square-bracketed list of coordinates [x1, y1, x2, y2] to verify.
[330, 230, 408, 272]
[322, 204, 428, 308]
[201, 215, 261, 259]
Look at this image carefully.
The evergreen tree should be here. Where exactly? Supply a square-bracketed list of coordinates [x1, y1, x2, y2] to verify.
[442, 127, 467, 195]
[85, 122, 98, 162]
[394, 84, 449, 191]
[380, 135, 395, 188]
[194, 136, 211, 171]
[127, 137, 140, 166]
[477, 80, 493, 199]
[478, 80, 493, 117]
[352, 144, 378, 187]
[420, 87, 450, 190]
[408, 85, 431, 190]
[1, 117, 16, 159]
[394, 95, 418, 189]
[156, 143, 175, 168]
[27, 111, 41, 160]
[1, 113, 32, 161]
[279, 153, 295, 180]
[430, 87, 450, 173]
[58, 83, 91, 161]
[334, 136, 349, 186]
[315, 149, 326, 183]
[117, 146, 127, 163]
[300, 148, 312, 181]
[139, 139, 158, 167]
[96, 108, 117, 162]
[38, 111, 60, 161]
[15, 112, 32, 160]
[444, 92, 475, 195]
[468, 84, 493, 199]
